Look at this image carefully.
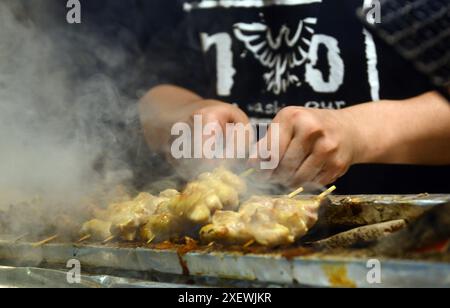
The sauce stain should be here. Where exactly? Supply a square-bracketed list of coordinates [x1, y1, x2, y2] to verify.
[322, 264, 356, 288]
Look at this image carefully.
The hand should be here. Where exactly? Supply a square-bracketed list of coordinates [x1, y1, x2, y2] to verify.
[257, 106, 364, 187]
[171, 99, 251, 177]
[140, 85, 252, 178]
[183, 100, 251, 155]
[186, 99, 250, 134]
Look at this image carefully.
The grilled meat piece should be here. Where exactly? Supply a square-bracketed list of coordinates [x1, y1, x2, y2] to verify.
[140, 213, 188, 243]
[171, 167, 247, 224]
[79, 167, 247, 243]
[81, 190, 179, 242]
[109, 192, 172, 241]
[80, 219, 112, 241]
[200, 211, 253, 245]
[140, 168, 247, 243]
[200, 196, 325, 247]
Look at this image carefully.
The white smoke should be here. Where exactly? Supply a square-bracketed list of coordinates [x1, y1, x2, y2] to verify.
[0, 1, 137, 210]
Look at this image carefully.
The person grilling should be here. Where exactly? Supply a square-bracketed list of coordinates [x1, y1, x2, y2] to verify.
[137, 0, 450, 194]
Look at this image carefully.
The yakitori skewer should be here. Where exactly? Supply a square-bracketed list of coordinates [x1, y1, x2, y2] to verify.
[243, 239, 255, 248]
[77, 234, 92, 243]
[79, 167, 251, 246]
[102, 235, 115, 244]
[317, 186, 337, 200]
[32, 234, 59, 248]
[288, 187, 304, 199]
[146, 235, 156, 245]
[200, 185, 338, 247]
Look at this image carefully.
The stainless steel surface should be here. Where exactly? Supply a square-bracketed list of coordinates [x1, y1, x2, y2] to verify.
[329, 194, 450, 207]
[0, 266, 197, 288]
[1, 239, 449, 288]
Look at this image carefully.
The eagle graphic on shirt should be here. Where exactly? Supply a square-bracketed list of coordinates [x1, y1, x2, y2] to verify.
[233, 18, 317, 95]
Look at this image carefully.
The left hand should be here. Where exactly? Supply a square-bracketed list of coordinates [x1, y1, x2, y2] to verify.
[256, 106, 364, 187]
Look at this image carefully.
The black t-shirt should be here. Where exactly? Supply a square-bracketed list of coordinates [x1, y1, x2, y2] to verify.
[109, 0, 449, 194]
[148, 0, 436, 102]
[145, 0, 449, 194]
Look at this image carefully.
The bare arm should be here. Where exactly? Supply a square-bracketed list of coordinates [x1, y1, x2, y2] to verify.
[261, 91, 450, 187]
[138, 85, 203, 152]
[345, 91, 450, 165]
[138, 85, 249, 154]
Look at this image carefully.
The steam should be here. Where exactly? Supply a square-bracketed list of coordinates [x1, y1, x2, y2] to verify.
[0, 1, 139, 211]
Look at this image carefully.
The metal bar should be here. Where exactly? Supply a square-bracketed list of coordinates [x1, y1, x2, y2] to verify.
[0, 240, 449, 287]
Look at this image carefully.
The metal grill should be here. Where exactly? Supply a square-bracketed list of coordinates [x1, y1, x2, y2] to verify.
[358, 0, 450, 99]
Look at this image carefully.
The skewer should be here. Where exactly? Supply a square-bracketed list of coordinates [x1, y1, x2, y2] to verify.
[102, 235, 115, 244]
[288, 187, 304, 199]
[32, 234, 59, 248]
[146, 235, 156, 245]
[207, 241, 215, 248]
[317, 186, 337, 200]
[240, 168, 255, 178]
[77, 234, 91, 243]
[243, 239, 255, 248]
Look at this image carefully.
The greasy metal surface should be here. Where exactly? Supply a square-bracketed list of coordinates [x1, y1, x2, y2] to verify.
[1, 239, 450, 288]
[0, 266, 197, 288]
[1, 195, 449, 288]
[329, 194, 450, 207]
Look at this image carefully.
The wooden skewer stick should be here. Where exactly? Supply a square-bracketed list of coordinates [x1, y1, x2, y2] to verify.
[288, 187, 304, 199]
[77, 234, 92, 243]
[240, 168, 255, 178]
[243, 239, 255, 248]
[102, 235, 115, 244]
[147, 235, 156, 245]
[32, 234, 59, 248]
[317, 186, 337, 200]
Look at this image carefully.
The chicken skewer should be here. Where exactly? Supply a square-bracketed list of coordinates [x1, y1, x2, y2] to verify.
[78, 167, 249, 244]
[318, 186, 337, 200]
[170, 167, 247, 224]
[78, 190, 179, 243]
[32, 234, 59, 248]
[200, 186, 337, 247]
[140, 167, 248, 243]
[288, 187, 304, 199]
[102, 235, 116, 244]
[77, 168, 255, 245]
[240, 186, 305, 248]
[77, 234, 91, 243]
[79, 219, 113, 242]
[32, 212, 85, 247]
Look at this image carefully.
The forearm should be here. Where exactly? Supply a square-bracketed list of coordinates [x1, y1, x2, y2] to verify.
[138, 85, 204, 151]
[342, 92, 450, 165]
